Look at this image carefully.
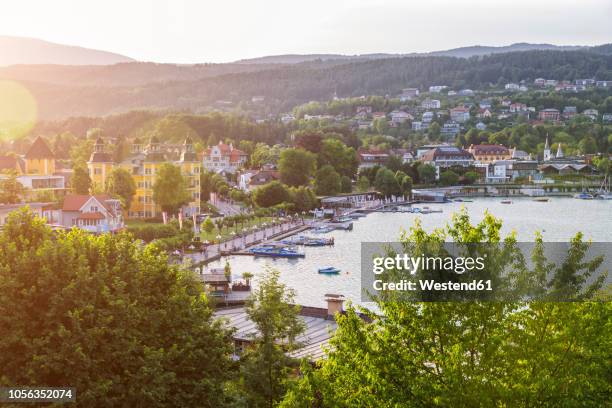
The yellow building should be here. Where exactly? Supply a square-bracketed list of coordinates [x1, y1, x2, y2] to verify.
[467, 144, 512, 164]
[24, 136, 56, 175]
[0, 136, 66, 197]
[89, 136, 201, 219]
[87, 137, 115, 191]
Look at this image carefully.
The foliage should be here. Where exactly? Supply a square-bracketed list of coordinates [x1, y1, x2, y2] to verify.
[0, 170, 24, 204]
[340, 176, 352, 193]
[357, 176, 370, 192]
[106, 167, 136, 210]
[0, 209, 233, 407]
[374, 168, 401, 197]
[240, 269, 305, 408]
[252, 181, 291, 208]
[152, 163, 191, 215]
[290, 186, 318, 212]
[278, 148, 316, 187]
[439, 170, 459, 186]
[282, 211, 611, 407]
[417, 163, 436, 184]
[314, 165, 342, 196]
[317, 138, 358, 178]
[72, 165, 92, 195]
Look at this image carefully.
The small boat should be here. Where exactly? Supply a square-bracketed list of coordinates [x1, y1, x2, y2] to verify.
[318, 266, 340, 274]
[312, 226, 334, 234]
[250, 245, 305, 258]
[573, 192, 593, 200]
[533, 198, 549, 202]
[500, 200, 512, 204]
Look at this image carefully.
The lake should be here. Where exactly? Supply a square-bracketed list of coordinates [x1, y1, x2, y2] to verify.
[207, 197, 612, 308]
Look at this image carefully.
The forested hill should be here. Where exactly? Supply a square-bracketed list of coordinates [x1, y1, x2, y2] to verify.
[5, 49, 612, 119]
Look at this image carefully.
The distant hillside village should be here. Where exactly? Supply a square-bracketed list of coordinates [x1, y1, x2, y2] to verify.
[1, 76, 611, 233]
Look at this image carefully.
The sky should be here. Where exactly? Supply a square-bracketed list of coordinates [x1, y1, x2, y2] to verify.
[1, 0, 611, 63]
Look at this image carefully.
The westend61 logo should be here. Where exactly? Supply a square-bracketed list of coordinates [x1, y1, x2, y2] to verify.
[361, 242, 612, 302]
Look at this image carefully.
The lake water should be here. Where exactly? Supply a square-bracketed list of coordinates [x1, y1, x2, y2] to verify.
[208, 197, 612, 308]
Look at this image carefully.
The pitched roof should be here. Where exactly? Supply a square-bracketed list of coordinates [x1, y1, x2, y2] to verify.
[62, 194, 113, 212]
[77, 211, 105, 220]
[25, 137, 54, 159]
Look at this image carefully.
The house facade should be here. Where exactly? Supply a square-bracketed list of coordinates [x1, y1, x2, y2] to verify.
[61, 194, 124, 233]
[202, 141, 247, 173]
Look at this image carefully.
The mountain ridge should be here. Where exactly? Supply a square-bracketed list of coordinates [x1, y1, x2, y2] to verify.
[0, 35, 134, 66]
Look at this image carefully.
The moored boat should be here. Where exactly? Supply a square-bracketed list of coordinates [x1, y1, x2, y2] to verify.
[501, 200, 512, 204]
[318, 266, 340, 274]
[573, 192, 594, 200]
[533, 198, 549, 202]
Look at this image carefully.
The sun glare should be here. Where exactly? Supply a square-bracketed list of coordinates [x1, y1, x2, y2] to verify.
[0, 80, 38, 141]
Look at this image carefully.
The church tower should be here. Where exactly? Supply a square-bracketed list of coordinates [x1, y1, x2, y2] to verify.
[87, 137, 114, 190]
[556, 143, 564, 158]
[543, 136, 551, 162]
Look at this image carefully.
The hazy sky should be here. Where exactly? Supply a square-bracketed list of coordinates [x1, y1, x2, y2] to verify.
[2, 0, 611, 63]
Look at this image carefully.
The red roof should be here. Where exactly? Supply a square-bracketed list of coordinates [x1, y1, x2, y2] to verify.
[25, 136, 54, 159]
[77, 211, 105, 220]
[63, 194, 112, 212]
[468, 144, 510, 155]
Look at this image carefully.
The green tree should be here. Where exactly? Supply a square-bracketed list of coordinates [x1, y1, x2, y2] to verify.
[578, 136, 598, 154]
[464, 170, 480, 184]
[315, 165, 342, 196]
[340, 176, 352, 193]
[252, 181, 291, 208]
[318, 139, 358, 178]
[106, 167, 136, 210]
[0, 208, 233, 407]
[417, 163, 436, 184]
[152, 163, 191, 215]
[202, 216, 215, 233]
[282, 211, 611, 408]
[290, 186, 318, 212]
[279, 148, 316, 187]
[0, 170, 24, 204]
[439, 170, 459, 186]
[72, 165, 91, 195]
[357, 176, 370, 192]
[400, 175, 413, 199]
[374, 168, 401, 197]
[241, 269, 305, 408]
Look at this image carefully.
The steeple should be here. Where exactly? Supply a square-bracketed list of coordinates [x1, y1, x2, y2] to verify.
[543, 135, 551, 161]
[94, 137, 104, 153]
[556, 143, 564, 158]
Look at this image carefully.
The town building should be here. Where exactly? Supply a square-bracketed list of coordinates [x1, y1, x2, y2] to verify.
[450, 106, 470, 123]
[389, 110, 413, 124]
[582, 109, 599, 120]
[61, 194, 124, 233]
[88, 137, 201, 219]
[399, 88, 419, 101]
[357, 148, 389, 169]
[509, 103, 528, 113]
[538, 109, 560, 122]
[420, 146, 474, 168]
[467, 144, 512, 164]
[0, 136, 66, 199]
[563, 106, 577, 119]
[505, 83, 520, 91]
[244, 169, 280, 191]
[421, 99, 441, 109]
[440, 121, 461, 138]
[429, 85, 448, 93]
[202, 141, 247, 173]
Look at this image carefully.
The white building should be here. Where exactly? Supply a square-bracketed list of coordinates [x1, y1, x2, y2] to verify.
[203, 142, 248, 173]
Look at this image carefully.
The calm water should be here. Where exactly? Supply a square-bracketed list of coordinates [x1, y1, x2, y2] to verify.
[209, 197, 612, 308]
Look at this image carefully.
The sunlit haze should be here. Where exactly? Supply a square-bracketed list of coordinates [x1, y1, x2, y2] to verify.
[1, 0, 611, 63]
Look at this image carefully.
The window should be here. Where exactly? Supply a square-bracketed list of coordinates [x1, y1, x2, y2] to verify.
[145, 168, 151, 175]
[94, 168, 102, 175]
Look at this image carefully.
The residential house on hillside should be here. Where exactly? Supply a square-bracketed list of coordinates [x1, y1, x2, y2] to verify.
[440, 121, 461, 138]
[203, 141, 248, 173]
[562, 106, 577, 119]
[421, 99, 441, 109]
[450, 106, 470, 123]
[399, 88, 419, 101]
[582, 109, 599, 120]
[538, 109, 560, 122]
[245, 169, 280, 190]
[389, 110, 412, 124]
[467, 144, 511, 164]
[61, 194, 124, 233]
[509, 103, 527, 113]
[357, 148, 389, 169]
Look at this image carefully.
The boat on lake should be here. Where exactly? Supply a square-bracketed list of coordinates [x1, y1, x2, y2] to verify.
[281, 236, 334, 246]
[249, 245, 305, 258]
[318, 266, 340, 274]
[312, 226, 334, 234]
[533, 198, 549, 202]
[501, 200, 512, 204]
[573, 192, 594, 200]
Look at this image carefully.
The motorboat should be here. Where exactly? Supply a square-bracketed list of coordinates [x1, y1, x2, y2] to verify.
[500, 200, 512, 204]
[573, 192, 593, 200]
[250, 245, 305, 258]
[533, 198, 549, 202]
[318, 266, 340, 274]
